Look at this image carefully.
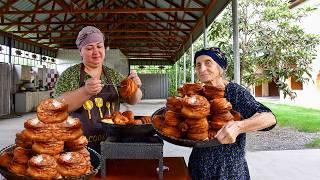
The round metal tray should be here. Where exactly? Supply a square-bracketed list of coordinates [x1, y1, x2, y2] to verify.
[100, 116, 155, 137]
[0, 144, 101, 180]
[151, 107, 221, 148]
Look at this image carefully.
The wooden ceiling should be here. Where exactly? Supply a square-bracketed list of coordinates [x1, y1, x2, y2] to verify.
[0, 0, 230, 64]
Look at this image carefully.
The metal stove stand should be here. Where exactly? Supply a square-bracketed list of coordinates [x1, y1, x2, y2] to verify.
[100, 136, 164, 179]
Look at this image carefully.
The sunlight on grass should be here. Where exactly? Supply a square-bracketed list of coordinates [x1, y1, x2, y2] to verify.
[261, 102, 320, 133]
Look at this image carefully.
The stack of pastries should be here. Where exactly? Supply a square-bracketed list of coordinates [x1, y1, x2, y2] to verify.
[0, 98, 92, 179]
[153, 83, 241, 141]
[101, 110, 151, 125]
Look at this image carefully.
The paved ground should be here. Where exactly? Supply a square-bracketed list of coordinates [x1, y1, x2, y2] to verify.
[1, 99, 320, 179]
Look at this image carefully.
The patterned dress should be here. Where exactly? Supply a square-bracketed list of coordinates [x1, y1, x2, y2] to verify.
[53, 63, 124, 97]
[188, 82, 276, 180]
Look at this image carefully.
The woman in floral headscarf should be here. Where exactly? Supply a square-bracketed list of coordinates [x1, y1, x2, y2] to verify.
[188, 47, 277, 180]
[54, 26, 142, 152]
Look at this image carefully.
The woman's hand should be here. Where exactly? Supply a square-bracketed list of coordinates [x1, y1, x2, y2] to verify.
[215, 121, 242, 144]
[128, 70, 142, 88]
[84, 77, 103, 96]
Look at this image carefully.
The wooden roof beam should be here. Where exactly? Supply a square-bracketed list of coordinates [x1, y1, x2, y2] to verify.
[10, 28, 191, 33]
[0, 8, 204, 15]
[0, 19, 196, 26]
[29, 35, 187, 40]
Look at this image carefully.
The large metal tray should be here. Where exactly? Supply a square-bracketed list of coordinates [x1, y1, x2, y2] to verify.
[151, 107, 221, 148]
[0, 144, 101, 180]
[100, 116, 155, 137]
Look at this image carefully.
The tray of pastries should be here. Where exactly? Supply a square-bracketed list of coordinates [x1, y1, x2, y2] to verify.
[0, 145, 101, 180]
[151, 83, 242, 148]
[100, 110, 155, 137]
[0, 98, 101, 180]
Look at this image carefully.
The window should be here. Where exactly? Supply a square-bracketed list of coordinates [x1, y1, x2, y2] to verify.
[0, 45, 10, 63]
[290, 76, 303, 90]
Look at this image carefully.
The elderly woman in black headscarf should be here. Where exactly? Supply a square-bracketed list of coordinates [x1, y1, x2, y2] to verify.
[54, 26, 142, 152]
[188, 47, 277, 180]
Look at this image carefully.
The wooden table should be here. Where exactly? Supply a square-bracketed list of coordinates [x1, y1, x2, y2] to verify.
[92, 157, 191, 180]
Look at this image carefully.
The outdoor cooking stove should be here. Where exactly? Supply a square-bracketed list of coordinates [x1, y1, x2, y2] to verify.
[100, 136, 164, 179]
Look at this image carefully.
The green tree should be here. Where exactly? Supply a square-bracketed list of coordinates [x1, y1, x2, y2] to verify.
[209, 0, 320, 99]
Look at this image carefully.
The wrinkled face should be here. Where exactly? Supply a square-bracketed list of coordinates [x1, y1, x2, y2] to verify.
[80, 42, 105, 68]
[195, 55, 222, 83]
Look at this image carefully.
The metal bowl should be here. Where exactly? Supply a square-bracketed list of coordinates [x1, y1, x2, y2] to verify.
[100, 116, 155, 137]
[151, 107, 221, 148]
[0, 144, 101, 180]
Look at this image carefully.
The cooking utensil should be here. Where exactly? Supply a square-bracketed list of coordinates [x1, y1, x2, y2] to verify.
[83, 100, 94, 119]
[94, 97, 103, 118]
[105, 101, 111, 116]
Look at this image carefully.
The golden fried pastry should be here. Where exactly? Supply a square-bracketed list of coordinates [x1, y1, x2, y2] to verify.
[164, 110, 182, 126]
[133, 119, 143, 125]
[210, 120, 227, 130]
[203, 85, 225, 100]
[185, 118, 209, 134]
[65, 135, 88, 151]
[113, 114, 130, 125]
[74, 148, 91, 162]
[12, 147, 34, 165]
[166, 96, 182, 112]
[52, 117, 83, 141]
[210, 98, 232, 114]
[37, 98, 68, 124]
[211, 111, 234, 123]
[178, 121, 189, 132]
[187, 132, 208, 141]
[162, 126, 183, 138]
[181, 95, 210, 119]
[230, 110, 241, 121]
[119, 78, 138, 98]
[15, 130, 33, 149]
[0, 152, 13, 168]
[141, 116, 151, 124]
[57, 152, 91, 176]
[7, 160, 27, 176]
[177, 86, 185, 97]
[152, 115, 165, 130]
[122, 110, 134, 120]
[177, 83, 203, 97]
[32, 139, 64, 155]
[111, 111, 122, 117]
[27, 154, 60, 179]
[24, 118, 53, 141]
[208, 129, 217, 139]
[127, 119, 136, 125]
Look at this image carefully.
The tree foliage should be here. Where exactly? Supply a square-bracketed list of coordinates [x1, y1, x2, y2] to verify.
[208, 0, 320, 99]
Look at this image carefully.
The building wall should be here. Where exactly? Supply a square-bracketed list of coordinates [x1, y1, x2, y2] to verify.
[139, 74, 169, 99]
[280, 0, 320, 109]
[105, 49, 129, 76]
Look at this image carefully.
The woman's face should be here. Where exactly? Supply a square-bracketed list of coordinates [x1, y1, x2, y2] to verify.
[80, 42, 105, 68]
[195, 55, 222, 83]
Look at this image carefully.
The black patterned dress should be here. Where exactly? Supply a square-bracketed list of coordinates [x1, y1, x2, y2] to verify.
[188, 82, 276, 180]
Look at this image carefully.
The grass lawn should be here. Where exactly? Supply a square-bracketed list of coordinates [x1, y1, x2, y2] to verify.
[262, 102, 320, 132]
[261, 102, 320, 148]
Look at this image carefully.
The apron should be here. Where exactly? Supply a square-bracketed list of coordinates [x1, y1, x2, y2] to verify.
[70, 63, 120, 153]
